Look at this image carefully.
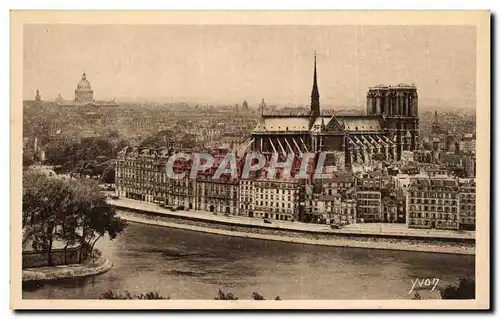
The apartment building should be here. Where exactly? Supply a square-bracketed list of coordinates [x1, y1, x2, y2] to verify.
[458, 178, 476, 230]
[407, 176, 459, 230]
[251, 179, 300, 221]
[355, 176, 382, 222]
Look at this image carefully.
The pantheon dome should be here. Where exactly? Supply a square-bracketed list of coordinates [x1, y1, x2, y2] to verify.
[74, 73, 94, 105]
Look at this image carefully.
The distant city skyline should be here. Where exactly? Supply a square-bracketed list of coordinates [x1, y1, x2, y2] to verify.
[24, 25, 476, 109]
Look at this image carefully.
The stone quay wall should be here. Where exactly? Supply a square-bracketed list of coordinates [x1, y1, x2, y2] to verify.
[22, 247, 81, 269]
[116, 208, 475, 255]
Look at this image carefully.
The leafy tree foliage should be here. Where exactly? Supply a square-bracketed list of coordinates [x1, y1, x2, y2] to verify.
[138, 129, 198, 149]
[23, 151, 35, 167]
[251, 292, 265, 300]
[44, 138, 80, 168]
[77, 137, 115, 161]
[440, 277, 475, 299]
[44, 136, 127, 178]
[138, 129, 174, 148]
[100, 290, 170, 300]
[100, 289, 282, 300]
[215, 289, 239, 300]
[22, 171, 72, 265]
[214, 289, 281, 300]
[411, 292, 423, 300]
[22, 170, 126, 265]
[100, 166, 116, 184]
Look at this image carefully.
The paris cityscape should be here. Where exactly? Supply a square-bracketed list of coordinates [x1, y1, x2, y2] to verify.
[20, 23, 477, 302]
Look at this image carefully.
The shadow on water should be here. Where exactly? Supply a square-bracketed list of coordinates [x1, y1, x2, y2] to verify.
[163, 269, 207, 277]
[22, 275, 97, 293]
[140, 247, 209, 259]
[22, 281, 45, 292]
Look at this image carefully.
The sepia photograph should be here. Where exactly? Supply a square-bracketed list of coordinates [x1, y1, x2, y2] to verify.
[10, 10, 490, 310]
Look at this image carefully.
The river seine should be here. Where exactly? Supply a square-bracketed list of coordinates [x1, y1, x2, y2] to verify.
[22, 222, 475, 300]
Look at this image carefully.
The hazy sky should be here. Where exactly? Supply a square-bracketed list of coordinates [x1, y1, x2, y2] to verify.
[23, 24, 476, 108]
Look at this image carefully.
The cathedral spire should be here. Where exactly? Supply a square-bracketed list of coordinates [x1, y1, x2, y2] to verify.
[311, 52, 320, 117]
[313, 53, 318, 87]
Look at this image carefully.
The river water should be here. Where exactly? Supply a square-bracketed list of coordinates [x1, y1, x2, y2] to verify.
[22, 222, 475, 300]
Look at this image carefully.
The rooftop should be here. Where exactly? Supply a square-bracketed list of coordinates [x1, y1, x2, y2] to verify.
[409, 177, 458, 188]
[253, 117, 311, 132]
[335, 116, 384, 132]
[369, 83, 417, 89]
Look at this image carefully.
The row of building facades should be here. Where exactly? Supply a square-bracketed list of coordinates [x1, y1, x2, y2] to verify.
[115, 56, 476, 231]
[115, 147, 476, 231]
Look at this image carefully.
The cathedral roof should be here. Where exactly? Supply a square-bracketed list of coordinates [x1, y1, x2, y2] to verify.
[253, 117, 310, 132]
[335, 116, 383, 132]
[77, 73, 92, 90]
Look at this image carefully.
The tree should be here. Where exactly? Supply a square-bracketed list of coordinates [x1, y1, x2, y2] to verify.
[23, 170, 74, 265]
[179, 133, 197, 149]
[411, 292, 423, 300]
[77, 137, 115, 161]
[112, 139, 129, 156]
[69, 179, 126, 262]
[100, 166, 116, 184]
[22, 170, 126, 266]
[138, 130, 175, 148]
[213, 290, 281, 300]
[252, 292, 281, 300]
[23, 151, 35, 167]
[100, 290, 169, 300]
[440, 277, 475, 299]
[45, 136, 122, 174]
[252, 292, 265, 300]
[100, 289, 282, 300]
[54, 184, 80, 264]
[214, 289, 239, 300]
[45, 138, 80, 167]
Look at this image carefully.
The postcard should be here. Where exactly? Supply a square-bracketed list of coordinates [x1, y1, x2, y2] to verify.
[11, 10, 490, 310]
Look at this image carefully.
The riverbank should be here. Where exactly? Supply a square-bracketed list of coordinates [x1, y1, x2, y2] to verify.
[22, 256, 113, 283]
[108, 198, 475, 241]
[117, 210, 475, 255]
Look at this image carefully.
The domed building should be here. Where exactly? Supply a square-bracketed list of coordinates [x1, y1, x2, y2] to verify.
[57, 72, 118, 108]
[74, 73, 94, 105]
